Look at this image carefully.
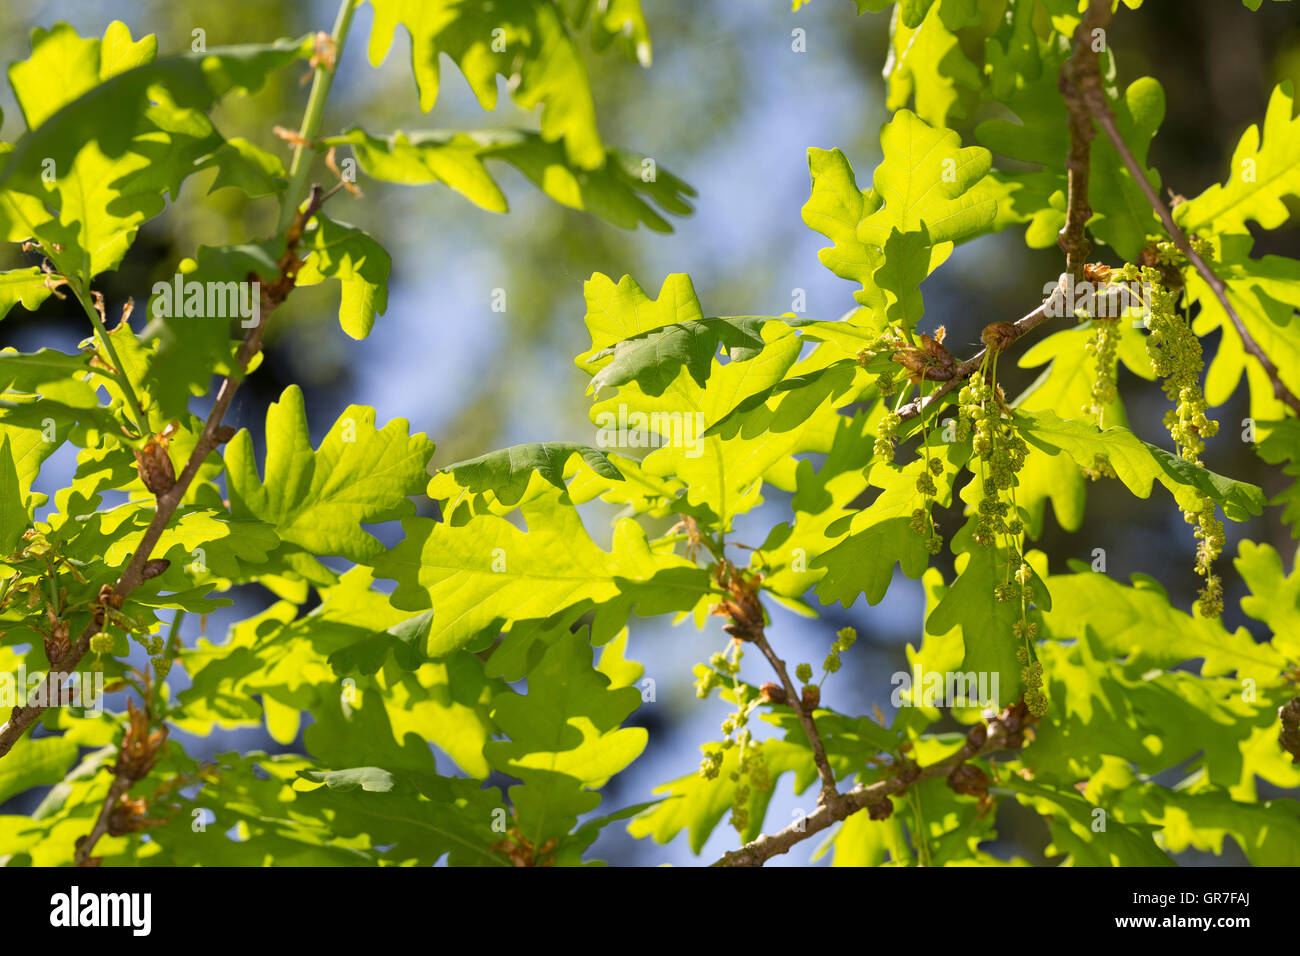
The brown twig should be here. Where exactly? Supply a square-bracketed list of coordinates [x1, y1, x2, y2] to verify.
[1056, 0, 1111, 279]
[894, 4, 1107, 425]
[750, 630, 838, 803]
[0, 185, 328, 761]
[1079, 85, 1300, 415]
[74, 692, 168, 866]
[712, 700, 1031, 867]
[709, 561, 838, 802]
[896, 293, 1061, 422]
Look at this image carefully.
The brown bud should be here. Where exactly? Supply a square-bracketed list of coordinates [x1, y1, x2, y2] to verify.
[97, 584, 124, 610]
[213, 425, 238, 445]
[141, 559, 170, 581]
[801, 684, 820, 712]
[133, 439, 176, 496]
[947, 763, 991, 798]
[980, 321, 1017, 353]
[867, 798, 894, 821]
[892, 333, 957, 383]
[44, 618, 71, 663]
[1001, 699, 1031, 734]
[1082, 262, 1113, 284]
[1280, 697, 1300, 765]
[758, 682, 786, 705]
[965, 722, 988, 750]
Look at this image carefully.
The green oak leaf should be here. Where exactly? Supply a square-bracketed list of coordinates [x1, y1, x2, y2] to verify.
[1042, 568, 1288, 685]
[924, 521, 1050, 708]
[801, 147, 884, 309]
[371, 485, 707, 657]
[364, 0, 604, 168]
[294, 213, 391, 340]
[1177, 81, 1300, 235]
[1234, 539, 1300, 660]
[1000, 775, 1174, 866]
[0, 22, 311, 282]
[884, 0, 982, 128]
[0, 268, 53, 321]
[485, 631, 646, 847]
[326, 127, 693, 231]
[1015, 408, 1266, 521]
[0, 735, 78, 804]
[225, 385, 434, 563]
[589, 315, 797, 396]
[0, 435, 30, 556]
[857, 109, 995, 249]
[141, 240, 284, 419]
[437, 442, 624, 505]
[1254, 418, 1300, 536]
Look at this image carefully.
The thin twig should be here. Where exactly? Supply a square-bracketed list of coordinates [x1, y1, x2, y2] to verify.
[896, 4, 1104, 424]
[74, 691, 168, 865]
[73, 284, 149, 439]
[712, 700, 1031, 867]
[896, 294, 1060, 422]
[0, 186, 328, 761]
[751, 629, 838, 803]
[276, 0, 357, 235]
[1056, 0, 1111, 279]
[74, 769, 136, 867]
[1079, 83, 1300, 415]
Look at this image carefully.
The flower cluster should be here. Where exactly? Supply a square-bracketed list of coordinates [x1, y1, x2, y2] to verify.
[794, 625, 857, 700]
[694, 640, 743, 699]
[1186, 496, 1226, 618]
[1084, 317, 1121, 425]
[960, 379, 1028, 549]
[907, 437, 946, 554]
[825, 625, 856, 674]
[730, 739, 770, 834]
[697, 642, 768, 789]
[1016, 643, 1046, 718]
[958, 366, 1046, 715]
[1152, 235, 1214, 268]
[1081, 452, 1117, 482]
[1127, 265, 1224, 616]
[875, 410, 901, 461]
[699, 687, 755, 781]
[856, 335, 905, 397]
[1136, 267, 1218, 463]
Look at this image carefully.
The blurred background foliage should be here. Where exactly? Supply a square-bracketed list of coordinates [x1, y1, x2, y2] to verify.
[1, 0, 1298, 864]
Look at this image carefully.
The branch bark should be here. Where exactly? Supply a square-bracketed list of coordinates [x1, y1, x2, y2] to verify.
[896, 293, 1060, 422]
[751, 629, 838, 803]
[712, 700, 1031, 867]
[1078, 81, 1300, 415]
[74, 769, 136, 867]
[0, 187, 327, 761]
[1056, 0, 1111, 279]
